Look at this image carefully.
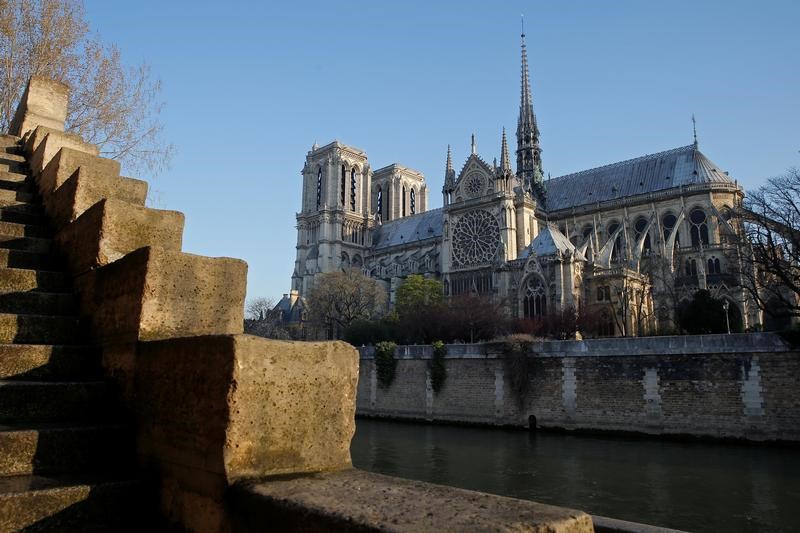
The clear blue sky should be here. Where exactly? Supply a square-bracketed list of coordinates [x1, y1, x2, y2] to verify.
[84, 0, 799, 303]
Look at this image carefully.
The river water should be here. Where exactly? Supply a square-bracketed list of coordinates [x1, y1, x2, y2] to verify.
[350, 418, 800, 532]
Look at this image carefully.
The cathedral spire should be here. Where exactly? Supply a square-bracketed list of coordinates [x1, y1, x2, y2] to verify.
[446, 144, 453, 174]
[500, 127, 511, 171]
[471, 133, 477, 155]
[515, 26, 544, 196]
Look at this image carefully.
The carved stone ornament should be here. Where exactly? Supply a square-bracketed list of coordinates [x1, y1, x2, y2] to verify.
[451, 210, 500, 268]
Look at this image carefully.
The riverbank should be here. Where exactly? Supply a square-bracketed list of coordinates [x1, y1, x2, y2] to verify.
[357, 333, 800, 442]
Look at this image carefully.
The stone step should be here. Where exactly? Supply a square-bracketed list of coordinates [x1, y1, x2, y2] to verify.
[0, 152, 26, 164]
[0, 474, 154, 531]
[0, 160, 26, 174]
[0, 187, 34, 205]
[0, 170, 29, 184]
[0, 291, 76, 316]
[0, 268, 68, 293]
[0, 234, 51, 254]
[0, 177, 35, 195]
[0, 380, 114, 424]
[0, 135, 20, 148]
[0, 344, 100, 381]
[0, 313, 82, 345]
[0, 220, 51, 239]
[0, 423, 133, 476]
[0, 202, 45, 225]
[0, 249, 62, 271]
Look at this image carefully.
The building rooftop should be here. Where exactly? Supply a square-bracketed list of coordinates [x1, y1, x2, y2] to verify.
[545, 145, 735, 211]
[371, 208, 443, 250]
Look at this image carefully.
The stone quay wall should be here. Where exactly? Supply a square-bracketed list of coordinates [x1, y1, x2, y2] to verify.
[357, 333, 800, 441]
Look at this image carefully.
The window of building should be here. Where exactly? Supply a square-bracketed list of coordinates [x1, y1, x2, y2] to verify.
[410, 188, 416, 214]
[523, 277, 547, 318]
[340, 165, 346, 206]
[316, 168, 322, 208]
[350, 169, 357, 211]
[634, 216, 651, 251]
[690, 208, 709, 247]
[402, 186, 407, 216]
[599, 308, 615, 337]
[607, 221, 623, 262]
[662, 212, 681, 247]
[597, 285, 611, 302]
[685, 258, 698, 277]
[376, 189, 383, 221]
[707, 256, 721, 274]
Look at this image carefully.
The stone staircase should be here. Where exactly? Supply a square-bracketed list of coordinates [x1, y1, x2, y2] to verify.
[0, 135, 152, 531]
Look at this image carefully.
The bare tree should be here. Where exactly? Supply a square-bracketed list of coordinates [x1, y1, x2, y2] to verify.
[307, 269, 386, 339]
[0, 0, 173, 174]
[740, 168, 800, 322]
[243, 296, 291, 340]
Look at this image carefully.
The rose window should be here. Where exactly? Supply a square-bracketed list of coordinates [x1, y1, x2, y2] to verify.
[451, 210, 500, 267]
[465, 173, 485, 196]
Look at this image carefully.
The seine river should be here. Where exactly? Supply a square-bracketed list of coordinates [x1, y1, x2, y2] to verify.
[351, 418, 800, 532]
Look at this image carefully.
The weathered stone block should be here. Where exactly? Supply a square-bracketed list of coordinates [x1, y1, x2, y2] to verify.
[75, 247, 246, 344]
[28, 129, 98, 177]
[9, 77, 69, 138]
[39, 147, 121, 198]
[55, 198, 184, 275]
[45, 166, 147, 229]
[134, 335, 358, 531]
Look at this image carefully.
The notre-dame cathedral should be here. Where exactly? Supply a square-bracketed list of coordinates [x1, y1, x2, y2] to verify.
[285, 32, 758, 337]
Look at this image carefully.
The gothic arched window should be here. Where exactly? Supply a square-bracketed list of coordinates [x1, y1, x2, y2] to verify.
[350, 169, 357, 211]
[340, 165, 346, 206]
[662, 212, 680, 247]
[316, 168, 322, 208]
[410, 188, 416, 214]
[707, 256, 721, 274]
[685, 258, 698, 277]
[523, 277, 547, 318]
[634, 217, 651, 252]
[690, 208, 709, 247]
[402, 186, 407, 216]
[607, 221, 623, 262]
[376, 189, 383, 221]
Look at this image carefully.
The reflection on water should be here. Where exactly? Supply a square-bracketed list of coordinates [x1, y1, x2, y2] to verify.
[351, 418, 800, 532]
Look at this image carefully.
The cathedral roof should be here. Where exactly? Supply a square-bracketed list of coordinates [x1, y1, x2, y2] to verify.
[519, 224, 580, 259]
[545, 145, 736, 212]
[371, 208, 443, 251]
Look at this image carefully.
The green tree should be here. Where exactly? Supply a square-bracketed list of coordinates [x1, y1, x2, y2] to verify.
[0, 0, 172, 174]
[395, 275, 443, 317]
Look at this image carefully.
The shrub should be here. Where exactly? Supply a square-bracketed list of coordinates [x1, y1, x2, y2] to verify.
[429, 340, 447, 393]
[375, 341, 397, 388]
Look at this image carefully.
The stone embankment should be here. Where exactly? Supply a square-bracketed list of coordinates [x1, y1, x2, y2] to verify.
[358, 333, 800, 441]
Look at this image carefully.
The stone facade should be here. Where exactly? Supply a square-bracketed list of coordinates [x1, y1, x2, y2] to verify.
[357, 334, 800, 441]
[290, 34, 767, 335]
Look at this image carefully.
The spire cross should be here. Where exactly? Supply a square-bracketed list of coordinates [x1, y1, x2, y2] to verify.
[521, 14, 525, 37]
[692, 114, 698, 147]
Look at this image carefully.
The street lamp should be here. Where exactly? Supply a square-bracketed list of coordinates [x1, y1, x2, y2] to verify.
[722, 300, 731, 334]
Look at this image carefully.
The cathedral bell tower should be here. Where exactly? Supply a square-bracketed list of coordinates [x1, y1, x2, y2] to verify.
[292, 141, 372, 296]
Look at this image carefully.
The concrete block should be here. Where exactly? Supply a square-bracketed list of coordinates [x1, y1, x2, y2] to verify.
[55, 198, 184, 275]
[9, 77, 69, 138]
[135, 335, 358, 531]
[28, 130, 98, 177]
[45, 166, 148, 229]
[39, 147, 120, 198]
[75, 247, 246, 344]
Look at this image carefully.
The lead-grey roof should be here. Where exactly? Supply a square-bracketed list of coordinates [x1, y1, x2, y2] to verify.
[545, 145, 735, 212]
[519, 224, 581, 259]
[371, 208, 443, 250]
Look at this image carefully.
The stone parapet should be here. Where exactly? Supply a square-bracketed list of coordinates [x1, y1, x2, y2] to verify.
[55, 198, 184, 274]
[75, 246, 246, 344]
[45, 166, 148, 229]
[229, 469, 593, 532]
[27, 128, 98, 177]
[9, 77, 69, 138]
[39, 147, 121, 198]
[135, 335, 358, 532]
